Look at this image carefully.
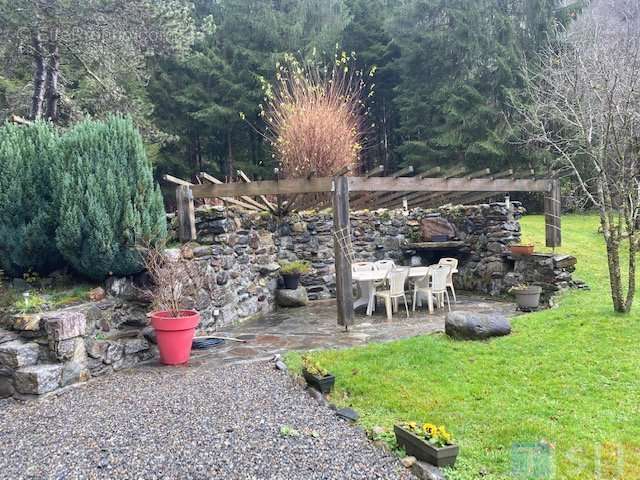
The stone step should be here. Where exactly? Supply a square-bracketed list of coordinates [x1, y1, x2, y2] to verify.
[0, 340, 40, 368]
[14, 364, 63, 395]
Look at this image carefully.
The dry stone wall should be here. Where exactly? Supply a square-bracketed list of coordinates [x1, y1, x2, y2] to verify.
[0, 202, 579, 401]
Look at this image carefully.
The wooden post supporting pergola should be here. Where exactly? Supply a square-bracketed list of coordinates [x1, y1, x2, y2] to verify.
[165, 171, 561, 328]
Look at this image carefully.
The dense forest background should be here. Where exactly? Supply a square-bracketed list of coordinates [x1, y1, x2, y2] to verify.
[0, 0, 582, 183]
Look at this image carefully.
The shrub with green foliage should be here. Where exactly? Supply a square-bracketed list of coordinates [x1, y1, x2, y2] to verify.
[0, 122, 64, 277]
[55, 116, 166, 280]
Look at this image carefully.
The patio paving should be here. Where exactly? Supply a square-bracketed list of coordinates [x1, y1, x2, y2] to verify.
[191, 293, 517, 367]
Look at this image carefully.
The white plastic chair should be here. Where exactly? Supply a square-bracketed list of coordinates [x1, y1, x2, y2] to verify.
[352, 262, 375, 273]
[431, 264, 452, 312]
[412, 266, 435, 313]
[374, 259, 396, 273]
[375, 268, 410, 320]
[438, 257, 458, 303]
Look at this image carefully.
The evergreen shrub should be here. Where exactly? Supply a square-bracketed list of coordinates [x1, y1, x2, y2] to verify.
[55, 116, 166, 280]
[0, 122, 64, 277]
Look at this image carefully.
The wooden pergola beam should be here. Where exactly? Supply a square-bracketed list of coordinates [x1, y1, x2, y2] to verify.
[402, 168, 492, 209]
[163, 174, 193, 187]
[198, 172, 263, 212]
[349, 165, 415, 208]
[374, 166, 466, 209]
[237, 169, 277, 213]
[190, 176, 552, 198]
[365, 165, 385, 177]
[435, 170, 534, 207]
[411, 169, 514, 209]
[362, 166, 444, 210]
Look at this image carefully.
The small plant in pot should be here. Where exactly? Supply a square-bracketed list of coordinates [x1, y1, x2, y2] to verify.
[394, 422, 459, 467]
[302, 354, 335, 394]
[140, 243, 205, 365]
[510, 283, 543, 311]
[279, 260, 311, 290]
[509, 238, 535, 256]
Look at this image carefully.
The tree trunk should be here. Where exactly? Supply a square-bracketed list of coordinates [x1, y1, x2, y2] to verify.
[227, 130, 234, 181]
[44, 28, 60, 122]
[30, 29, 46, 120]
[600, 208, 625, 313]
[624, 232, 637, 313]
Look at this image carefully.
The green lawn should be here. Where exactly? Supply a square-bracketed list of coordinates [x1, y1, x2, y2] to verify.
[287, 215, 640, 479]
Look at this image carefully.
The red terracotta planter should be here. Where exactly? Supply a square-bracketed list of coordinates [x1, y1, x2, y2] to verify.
[150, 310, 200, 365]
[509, 244, 535, 256]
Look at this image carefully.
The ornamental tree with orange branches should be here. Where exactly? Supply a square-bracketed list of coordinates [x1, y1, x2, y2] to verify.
[259, 52, 372, 180]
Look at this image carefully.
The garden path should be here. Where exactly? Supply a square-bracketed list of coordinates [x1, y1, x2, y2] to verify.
[193, 294, 516, 367]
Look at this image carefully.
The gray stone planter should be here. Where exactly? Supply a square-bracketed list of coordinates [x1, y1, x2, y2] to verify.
[512, 285, 543, 311]
[394, 425, 459, 467]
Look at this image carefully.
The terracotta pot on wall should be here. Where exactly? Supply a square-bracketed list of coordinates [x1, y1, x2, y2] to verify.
[509, 244, 535, 256]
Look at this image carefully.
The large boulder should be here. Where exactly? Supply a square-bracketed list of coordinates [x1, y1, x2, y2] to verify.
[275, 287, 309, 308]
[445, 311, 511, 340]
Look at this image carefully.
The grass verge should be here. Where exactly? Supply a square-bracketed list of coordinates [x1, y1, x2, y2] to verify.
[286, 214, 640, 480]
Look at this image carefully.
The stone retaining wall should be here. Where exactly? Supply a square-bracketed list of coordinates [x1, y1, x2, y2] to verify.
[273, 203, 579, 306]
[0, 300, 157, 400]
[0, 202, 579, 400]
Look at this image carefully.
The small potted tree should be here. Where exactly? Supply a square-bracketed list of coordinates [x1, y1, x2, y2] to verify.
[279, 260, 311, 290]
[302, 354, 335, 394]
[510, 283, 543, 311]
[141, 244, 204, 365]
[394, 422, 459, 467]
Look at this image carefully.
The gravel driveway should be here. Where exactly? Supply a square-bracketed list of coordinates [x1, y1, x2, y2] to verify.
[0, 361, 410, 480]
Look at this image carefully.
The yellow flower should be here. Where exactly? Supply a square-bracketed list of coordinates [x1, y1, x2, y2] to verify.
[436, 426, 453, 444]
[422, 423, 437, 437]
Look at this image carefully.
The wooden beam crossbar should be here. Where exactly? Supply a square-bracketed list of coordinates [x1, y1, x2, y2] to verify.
[372, 166, 465, 209]
[236, 170, 277, 213]
[197, 172, 264, 212]
[353, 167, 442, 208]
[349, 165, 415, 208]
[401, 168, 492, 209]
[190, 176, 552, 198]
[412, 169, 513, 209]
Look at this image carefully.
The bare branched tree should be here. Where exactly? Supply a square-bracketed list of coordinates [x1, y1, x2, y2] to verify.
[139, 243, 205, 316]
[514, 0, 640, 313]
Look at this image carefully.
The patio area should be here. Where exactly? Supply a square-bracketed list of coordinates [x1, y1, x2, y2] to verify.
[189, 293, 517, 368]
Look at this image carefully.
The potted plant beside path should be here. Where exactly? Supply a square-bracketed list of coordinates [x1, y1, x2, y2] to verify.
[141, 244, 204, 365]
[302, 354, 335, 394]
[394, 422, 459, 467]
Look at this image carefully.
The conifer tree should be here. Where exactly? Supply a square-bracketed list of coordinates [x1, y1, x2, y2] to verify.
[55, 117, 166, 280]
[0, 122, 64, 276]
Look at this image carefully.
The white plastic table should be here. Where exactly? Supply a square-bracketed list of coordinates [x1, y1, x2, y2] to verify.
[352, 267, 431, 316]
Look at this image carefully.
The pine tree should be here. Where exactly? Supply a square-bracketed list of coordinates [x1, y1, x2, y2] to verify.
[55, 116, 166, 280]
[0, 122, 64, 277]
[389, 0, 569, 171]
[342, 0, 400, 172]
